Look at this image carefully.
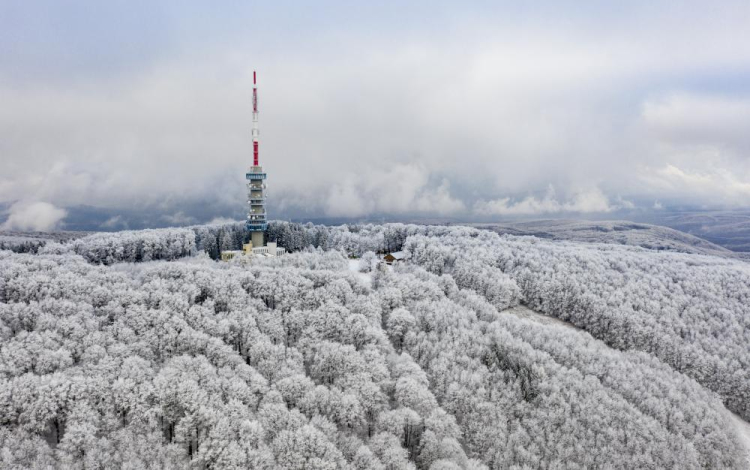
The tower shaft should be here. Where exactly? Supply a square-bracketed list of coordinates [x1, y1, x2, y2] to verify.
[246, 70, 267, 246]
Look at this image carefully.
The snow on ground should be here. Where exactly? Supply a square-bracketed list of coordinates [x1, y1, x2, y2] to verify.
[503, 304, 582, 332]
[504, 304, 750, 464]
[347, 259, 372, 286]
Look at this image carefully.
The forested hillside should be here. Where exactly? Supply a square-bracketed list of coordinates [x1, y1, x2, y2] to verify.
[0, 222, 747, 468]
[474, 220, 734, 257]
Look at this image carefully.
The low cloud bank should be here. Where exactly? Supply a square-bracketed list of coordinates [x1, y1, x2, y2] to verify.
[1, 201, 67, 231]
[474, 186, 632, 216]
[2, 3, 750, 222]
[322, 164, 465, 218]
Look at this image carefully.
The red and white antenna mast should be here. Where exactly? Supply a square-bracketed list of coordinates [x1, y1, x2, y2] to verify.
[245, 70, 267, 245]
[252, 71, 259, 166]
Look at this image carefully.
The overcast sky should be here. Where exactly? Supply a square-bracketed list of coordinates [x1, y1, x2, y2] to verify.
[2, 1, 750, 230]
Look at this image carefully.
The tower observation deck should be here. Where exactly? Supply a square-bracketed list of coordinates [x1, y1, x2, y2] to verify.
[246, 71, 267, 247]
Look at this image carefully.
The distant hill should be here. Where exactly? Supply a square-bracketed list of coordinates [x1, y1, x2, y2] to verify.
[652, 211, 750, 252]
[473, 219, 736, 257]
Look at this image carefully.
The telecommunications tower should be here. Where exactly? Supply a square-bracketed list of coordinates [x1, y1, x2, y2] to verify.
[246, 71, 267, 247]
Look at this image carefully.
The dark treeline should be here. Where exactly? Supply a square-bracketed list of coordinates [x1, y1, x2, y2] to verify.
[3, 220, 426, 264]
[0, 236, 46, 254]
[0, 232, 91, 255]
[7, 222, 250, 264]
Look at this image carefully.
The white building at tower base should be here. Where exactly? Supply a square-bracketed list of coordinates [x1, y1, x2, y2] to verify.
[220, 241, 286, 262]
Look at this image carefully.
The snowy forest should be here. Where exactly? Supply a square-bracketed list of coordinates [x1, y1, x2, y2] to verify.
[1, 221, 749, 469]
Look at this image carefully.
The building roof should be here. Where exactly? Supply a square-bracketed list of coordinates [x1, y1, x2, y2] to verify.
[388, 251, 406, 260]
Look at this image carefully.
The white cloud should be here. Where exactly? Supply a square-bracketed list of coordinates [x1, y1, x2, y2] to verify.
[161, 212, 197, 226]
[414, 179, 466, 215]
[101, 215, 127, 229]
[322, 164, 464, 217]
[643, 93, 750, 148]
[615, 197, 636, 210]
[207, 217, 238, 225]
[640, 164, 750, 205]
[324, 177, 369, 218]
[2, 3, 750, 220]
[474, 186, 619, 216]
[564, 188, 614, 213]
[1, 201, 67, 231]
